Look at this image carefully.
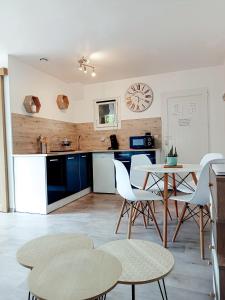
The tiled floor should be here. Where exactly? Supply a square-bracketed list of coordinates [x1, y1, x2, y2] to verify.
[0, 193, 211, 299]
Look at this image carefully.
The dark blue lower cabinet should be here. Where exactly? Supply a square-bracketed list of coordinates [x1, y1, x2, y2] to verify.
[47, 156, 67, 205]
[79, 153, 92, 190]
[114, 151, 156, 174]
[47, 153, 92, 205]
[66, 155, 80, 197]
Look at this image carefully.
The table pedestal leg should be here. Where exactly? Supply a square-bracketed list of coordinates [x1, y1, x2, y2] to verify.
[132, 284, 135, 300]
[172, 174, 179, 218]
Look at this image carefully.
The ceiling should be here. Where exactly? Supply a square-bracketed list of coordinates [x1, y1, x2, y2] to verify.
[1, 0, 225, 84]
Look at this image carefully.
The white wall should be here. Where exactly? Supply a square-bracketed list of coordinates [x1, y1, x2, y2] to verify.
[0, 52, 8, 67]
[8, 56, 83, 122]
[8, 56, 225, 154]
[73, 65, 225, 153]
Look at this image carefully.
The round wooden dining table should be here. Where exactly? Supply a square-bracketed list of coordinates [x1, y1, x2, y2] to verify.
[134, 164, 200, 248]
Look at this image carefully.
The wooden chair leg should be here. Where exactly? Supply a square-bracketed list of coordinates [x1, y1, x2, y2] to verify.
[172, 203, 187, 242]
[128, 202, 134, 239]
[132, 202, 140, 224]
[174, 200, 179, 218]
[199, 206, 205, 259]
[152, 201, 156, 213]
[147, 201, 163, 242]
[140, 201, 147, 228]
[115, 199, 127, 234]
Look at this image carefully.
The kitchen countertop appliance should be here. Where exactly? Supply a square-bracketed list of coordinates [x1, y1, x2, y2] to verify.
[108, 134, 119, 150]
[129, 133, 155, 149]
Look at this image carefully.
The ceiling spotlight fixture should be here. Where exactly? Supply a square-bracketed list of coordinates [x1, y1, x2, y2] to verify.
[91, 68, 96, 77]
[78, 56, 96, 77]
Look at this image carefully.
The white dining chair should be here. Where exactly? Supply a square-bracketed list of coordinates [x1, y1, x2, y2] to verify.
[130, 154, 165, 191]
[113, 159, 163, 241]
[169, 158, 224, 259]
[130, 154, 176, 218]
[176, 153, 224, 194]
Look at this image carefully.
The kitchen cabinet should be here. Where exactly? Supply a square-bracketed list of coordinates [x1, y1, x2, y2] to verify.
[79, 153, 92, 191]
[66, 155, 80, 196]
[47, 156, 67, 205]
[48, 154, 92, 204]
[92, 152, 116, 193]
[13, 149, 159, 213]
[92, 150, 158, 194]
[114, 151, 156, 174]
[14, 153, 92, 214]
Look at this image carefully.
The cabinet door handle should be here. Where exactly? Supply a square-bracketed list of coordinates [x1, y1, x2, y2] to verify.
[67, 157, 75, 160]
[49, 159, 59, 162]
[120, 160, 130, 163]
[81, 155, 87, 158]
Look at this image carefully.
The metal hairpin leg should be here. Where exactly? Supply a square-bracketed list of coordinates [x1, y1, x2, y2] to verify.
[157, 278, 168, 300]
[28, 291, 30, 300]
[96, 294, 107, 300]
[132, 284, 135, 300]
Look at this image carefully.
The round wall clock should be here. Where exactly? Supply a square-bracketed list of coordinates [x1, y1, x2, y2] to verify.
[125, 82, 153, 112]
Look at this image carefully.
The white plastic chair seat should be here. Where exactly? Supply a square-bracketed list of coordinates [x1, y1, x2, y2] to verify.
[169, 193, 193, 203]
[176, 153, 224, 194]
[133, 179, 168, 192]
[170, 158, 225, 206]
[130, 154, 172, 192]
[133, 189, 163, 201]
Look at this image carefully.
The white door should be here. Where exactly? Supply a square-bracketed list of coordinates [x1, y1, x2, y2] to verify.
[162, 89, 209, 164]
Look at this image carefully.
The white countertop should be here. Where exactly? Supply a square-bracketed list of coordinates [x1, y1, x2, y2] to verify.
[13, 148, 160, 157]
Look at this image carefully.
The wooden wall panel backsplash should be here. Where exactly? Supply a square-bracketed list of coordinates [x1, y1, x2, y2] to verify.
[12, 113, 77, 154]
[75, 118, 161, 151]
[12, 113, 161, 154]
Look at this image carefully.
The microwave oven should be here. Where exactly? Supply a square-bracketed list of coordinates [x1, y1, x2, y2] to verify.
[129, 135, 155, 149]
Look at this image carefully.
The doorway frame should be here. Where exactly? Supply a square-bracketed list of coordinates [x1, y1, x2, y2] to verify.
[0, 68, 9, 212]
[161, 88, 209, 159]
